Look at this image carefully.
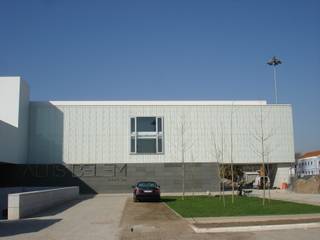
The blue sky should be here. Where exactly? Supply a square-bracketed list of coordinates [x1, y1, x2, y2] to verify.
[0, 0, 319, 153]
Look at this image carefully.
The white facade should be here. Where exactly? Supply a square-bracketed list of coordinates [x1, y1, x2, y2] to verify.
[0, 77, 29, 164]
[28, 101, 294, 165]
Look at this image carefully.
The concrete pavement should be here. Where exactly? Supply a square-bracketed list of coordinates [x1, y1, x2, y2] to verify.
[252, 189, 320, 206]
[0, 195, 127, 240]
[189, 213, 320, 224]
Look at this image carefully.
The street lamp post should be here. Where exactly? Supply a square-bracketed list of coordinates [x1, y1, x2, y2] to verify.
[267, 56, 282, 104]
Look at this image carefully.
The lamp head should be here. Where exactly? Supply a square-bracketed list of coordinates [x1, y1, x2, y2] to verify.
[267, 56, 282, 66]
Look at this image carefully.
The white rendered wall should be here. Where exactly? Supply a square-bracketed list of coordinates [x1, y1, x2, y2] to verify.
[28, 103, 294, 165]
[273, 164, 291, 188]
[0, 77, 29, 164]
[297, 156, 320, 176]
[0, 77, 21, 127]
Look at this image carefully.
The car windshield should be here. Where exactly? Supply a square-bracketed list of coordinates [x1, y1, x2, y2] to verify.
[137, 182, 157, 189]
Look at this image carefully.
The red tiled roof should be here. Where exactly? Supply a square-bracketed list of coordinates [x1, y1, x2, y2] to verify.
[299, 150, 320, 159]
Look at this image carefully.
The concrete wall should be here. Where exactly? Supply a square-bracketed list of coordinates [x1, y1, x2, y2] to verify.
[0, 187, 51, 219]
[0, 77, 21, 128]
[273, 163, 292, 188]
[0, 77, 29, 164]
[7, 186, 79, 220]
[0, 163, 219, 194]
[28, 102, 295, 165]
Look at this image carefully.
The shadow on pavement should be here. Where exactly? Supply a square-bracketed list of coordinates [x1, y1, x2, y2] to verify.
[0, 218, 61, 237]
[31, 195, 94, 218]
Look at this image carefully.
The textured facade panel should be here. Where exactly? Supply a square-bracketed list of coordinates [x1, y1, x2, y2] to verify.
[28, 103, 294, 165]
[0, 163, 220, 194]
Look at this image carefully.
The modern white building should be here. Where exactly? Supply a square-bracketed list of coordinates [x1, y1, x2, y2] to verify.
[0, 77, 295, 193]
[296, 151, 320, 177]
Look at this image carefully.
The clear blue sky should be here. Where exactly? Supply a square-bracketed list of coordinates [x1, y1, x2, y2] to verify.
[0, 0, 319, 153]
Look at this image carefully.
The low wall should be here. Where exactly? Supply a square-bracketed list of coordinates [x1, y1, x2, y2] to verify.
[0, 187, 51, 219]
[7, 186, 79, 220]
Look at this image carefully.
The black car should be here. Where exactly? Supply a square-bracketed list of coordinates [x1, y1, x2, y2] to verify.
[132, 181, 161, 202]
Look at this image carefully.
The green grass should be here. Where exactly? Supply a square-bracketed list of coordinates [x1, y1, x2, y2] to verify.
[163, 195, 320, 218]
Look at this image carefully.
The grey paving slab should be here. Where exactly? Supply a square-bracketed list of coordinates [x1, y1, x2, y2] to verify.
[0, 195, 127, 240]
[189, 213, 320, 224]
[252, 189, 320, 206]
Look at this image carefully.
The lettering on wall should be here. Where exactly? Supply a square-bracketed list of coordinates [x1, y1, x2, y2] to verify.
[22, 164, 128, 180]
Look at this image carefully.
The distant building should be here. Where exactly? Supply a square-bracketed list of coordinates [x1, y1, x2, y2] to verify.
[296, 151, 320, 177]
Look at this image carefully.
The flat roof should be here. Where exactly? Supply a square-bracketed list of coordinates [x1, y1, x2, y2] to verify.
[31, 100, 268, 106]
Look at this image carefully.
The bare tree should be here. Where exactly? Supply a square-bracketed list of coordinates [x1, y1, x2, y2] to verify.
[211, 122, 226, 207]
[177, 114, 193, 200]
[230, 104, 235, 203]
[181, 119, 186, 200]
[191, 151, 195, 197]
[250, 106, 277, 206]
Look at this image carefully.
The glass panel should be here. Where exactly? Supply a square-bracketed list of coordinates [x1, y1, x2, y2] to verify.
[130, 137, 136, 153]
[158, 137, 163, 153]
[137, 138, 156, 153]
[137, 117, 156, 132]
[157, 118, 162, 132]
[137, 182, 157, 189]
[130, 118, 135, 132]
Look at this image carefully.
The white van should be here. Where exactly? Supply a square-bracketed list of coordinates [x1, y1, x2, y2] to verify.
[253, 176, 271, 189]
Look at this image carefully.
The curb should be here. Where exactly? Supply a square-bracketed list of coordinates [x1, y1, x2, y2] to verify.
[190, 222, 320, 233]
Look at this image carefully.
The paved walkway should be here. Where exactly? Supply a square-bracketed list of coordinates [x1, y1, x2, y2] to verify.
[0, 195, 127, 240]
[251, 189, 320, 206]
[190, 213, 320, 224]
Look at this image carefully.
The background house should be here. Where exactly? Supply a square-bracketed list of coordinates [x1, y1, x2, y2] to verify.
[296, 151, 320, 177]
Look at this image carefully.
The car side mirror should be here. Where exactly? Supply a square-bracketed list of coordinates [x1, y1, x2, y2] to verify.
[131, 185, 135, 188]
[158, 185, 160, 188]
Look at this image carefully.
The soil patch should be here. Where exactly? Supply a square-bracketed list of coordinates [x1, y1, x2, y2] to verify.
[119, 198, 254, 240]
[293, 176, 320, 194]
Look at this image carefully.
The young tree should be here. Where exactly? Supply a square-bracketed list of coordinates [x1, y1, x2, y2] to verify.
[250, 105, 276, 206]
[230, 104, 235, 203]
[211, 123, 226, 207]
[177, 114, 193, 200]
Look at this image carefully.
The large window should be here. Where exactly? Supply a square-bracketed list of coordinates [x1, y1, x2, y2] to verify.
[130, 117, 163, 154]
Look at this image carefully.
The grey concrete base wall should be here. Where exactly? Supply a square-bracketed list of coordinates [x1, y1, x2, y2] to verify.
[78, 162, 220, 193]
[0, 187, 52, 219]
[7, 186, 79, 220]
[0, 163, 220, 194]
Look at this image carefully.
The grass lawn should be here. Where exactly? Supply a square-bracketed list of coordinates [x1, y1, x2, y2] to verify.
[163, 195, 320, 218]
